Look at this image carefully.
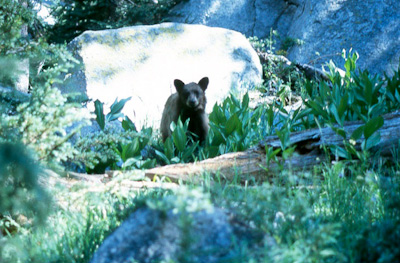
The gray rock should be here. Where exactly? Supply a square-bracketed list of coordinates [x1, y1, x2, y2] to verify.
[287, 0, 400, 76]
[168, 0, 400, 75]
[167, 0, 298, 39]
[59, 23, 262, 128]
[90, 207, 250, 263]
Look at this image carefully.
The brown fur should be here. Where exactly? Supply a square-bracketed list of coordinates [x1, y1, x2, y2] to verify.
[160, 77, 209, 142]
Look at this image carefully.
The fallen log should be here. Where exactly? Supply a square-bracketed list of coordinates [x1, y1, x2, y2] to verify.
[145, 110, 400, 182]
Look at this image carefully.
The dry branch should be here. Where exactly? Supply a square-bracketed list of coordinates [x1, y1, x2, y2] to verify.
[145, 110, 400, 182]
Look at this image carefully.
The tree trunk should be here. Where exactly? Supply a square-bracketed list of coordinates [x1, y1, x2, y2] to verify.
[15, 0, 30, 93]
[145, 110, 400, 182]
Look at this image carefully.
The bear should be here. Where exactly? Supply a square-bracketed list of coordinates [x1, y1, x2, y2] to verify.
[160, 77, 209, 143]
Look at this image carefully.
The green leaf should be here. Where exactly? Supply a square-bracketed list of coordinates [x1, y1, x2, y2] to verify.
[329, 104, 342, 126]
[225, 113, 241, 136]
[330, 145, 351, 159]
[94, 99, 105, 130]
[122, 157, 139, 169]
[364, 132, 381, 151]
[106, 97, 131, 122]
[155, 150, 170, 165]
[209, 103, 227, 124]
[107, 113, 124, 122]
[122, 116, 137, 131]
[172, 118, 187, 152]
[338, 92, 348, 120]
[351, 125, 364, 141]
[304, 100, 328, 119]
[242, 93, 249, 109]
[182, 142, 198, 161]
[364, 116, 384, 139]
[163, 137, 175, 160]
[330, 126, 347, 139]
[122, 139, 140, 160]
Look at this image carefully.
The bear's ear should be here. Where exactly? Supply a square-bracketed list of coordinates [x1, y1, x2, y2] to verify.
[174, 79, 185, 93]
[198, 77, 209, 91]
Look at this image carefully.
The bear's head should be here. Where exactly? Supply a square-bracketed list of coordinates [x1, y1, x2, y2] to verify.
[174, 77, 209, 110]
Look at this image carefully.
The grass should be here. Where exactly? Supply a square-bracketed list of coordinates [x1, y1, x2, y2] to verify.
[1, 156, 399, 263]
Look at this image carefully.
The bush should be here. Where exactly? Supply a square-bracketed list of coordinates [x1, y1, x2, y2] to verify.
[0, 143, 50, 238]
[0, 85, 91, 167]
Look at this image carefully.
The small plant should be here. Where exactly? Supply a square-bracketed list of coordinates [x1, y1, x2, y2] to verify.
[155, 118, 200, 164]
[77, 97, 156, 173]
[302, 49, 400, 162]
[205, 93, 274, 158]
[94, 97, 132, 131]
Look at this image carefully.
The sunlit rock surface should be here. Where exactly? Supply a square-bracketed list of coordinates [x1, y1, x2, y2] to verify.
[60, 23, 262, 128]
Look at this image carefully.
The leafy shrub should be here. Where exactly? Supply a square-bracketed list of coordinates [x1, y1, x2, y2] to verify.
[302, 50, 400, 161]
[206, 93, 272, 157]
[76, 97, 155, 173]
[0, 143, 50, 235]
[0, 85, 91, 167]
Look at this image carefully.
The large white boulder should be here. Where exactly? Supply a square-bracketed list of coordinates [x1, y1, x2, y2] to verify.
[60, 23, 262, 128]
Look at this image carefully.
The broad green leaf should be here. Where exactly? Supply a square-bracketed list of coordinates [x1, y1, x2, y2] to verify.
[230, 93, 240, 108]
[276, 128, 291, 150]
[138, 159, 156, 169]
[182, 142, 198, 161]
[109, 97, 131, 115]
[106, 97, 131, 122]
[304, 100, 328, 119]
[122, 139, 140, 160]
[242, 93, 249, 109]
[364, 116, 384, 139]
[330, 145, 350, 159]
[163, 137, 174, 160]
[94, 99, 105, 130]
[122, 116, 137, 131]
[172, 119, 187, 152]
[329, 104, 342, 126]
[225, 113, 241, 136]
[209, 103, 227, 124]
[351, 125, 364, 141]
[155, 150, 170, 165]
[364, 132, 381, 151]
[107, 112, 124, 122]
[338, 92, 348, 120]
[122, 157, 139, 169]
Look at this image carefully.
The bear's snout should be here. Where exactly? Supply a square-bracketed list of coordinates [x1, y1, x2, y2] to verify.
[187, 96, 199, 108]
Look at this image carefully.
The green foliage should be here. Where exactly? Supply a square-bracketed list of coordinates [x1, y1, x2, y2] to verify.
[155, 118, 200, 164]
[94, 97, 132, 131]
[0, 0, 35, 56]
[77, 99, 155, 173]
[48, 0, 188, 43]
[0, 57, 22, 88]
[206, 93, 272, 157]
[1, 186, 136, 262]
[0, 143, 50, 235]
[303, 50, 400, 161]
[1, 85, 91, 166]
[1, 0, 89, 169]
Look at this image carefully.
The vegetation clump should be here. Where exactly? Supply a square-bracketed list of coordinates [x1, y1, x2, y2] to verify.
[1, 2, 400, 263]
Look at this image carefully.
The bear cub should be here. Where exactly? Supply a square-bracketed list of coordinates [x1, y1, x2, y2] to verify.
[160, 77, 209, 143]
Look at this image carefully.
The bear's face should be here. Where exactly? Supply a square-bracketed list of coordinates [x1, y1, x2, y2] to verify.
[174, 77, 209, 110]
